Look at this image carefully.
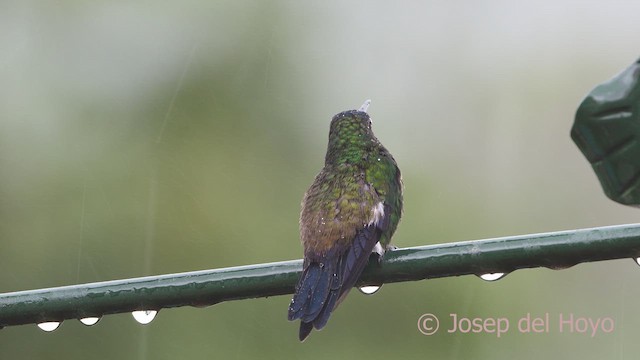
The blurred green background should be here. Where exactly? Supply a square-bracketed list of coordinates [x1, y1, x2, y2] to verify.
[2, 1, 640, 359]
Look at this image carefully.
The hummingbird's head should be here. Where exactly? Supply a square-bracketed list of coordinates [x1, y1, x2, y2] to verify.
[325, 100, 379, 165]
[328, 110, 373, 142]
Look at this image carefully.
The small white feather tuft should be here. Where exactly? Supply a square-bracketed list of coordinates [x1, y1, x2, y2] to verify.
[368, 202, 385, 226]
[358, 99, 371, 112]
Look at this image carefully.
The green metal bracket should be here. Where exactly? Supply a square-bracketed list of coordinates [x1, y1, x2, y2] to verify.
[2, 223, 640, 329]
[572, 58, 640, 206]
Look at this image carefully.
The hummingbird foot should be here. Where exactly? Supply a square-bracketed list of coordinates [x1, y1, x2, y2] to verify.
[371, 242, 385, 264]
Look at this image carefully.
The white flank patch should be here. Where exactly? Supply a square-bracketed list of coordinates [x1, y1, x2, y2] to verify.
[368, 202, 385, 226]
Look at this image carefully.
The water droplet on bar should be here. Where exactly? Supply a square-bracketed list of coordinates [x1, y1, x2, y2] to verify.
[79, 317, 101, 326]
[37, 322, 61, 332]
[479, 273, 505, 281]
[132, 310, 157, 325]
[358, 285, 382, 295]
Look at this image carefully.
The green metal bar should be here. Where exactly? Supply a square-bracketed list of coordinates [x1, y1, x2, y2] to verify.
[2, 223, 640, 328]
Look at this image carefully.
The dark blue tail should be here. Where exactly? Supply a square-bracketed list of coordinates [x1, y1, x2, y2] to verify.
[288, 225, 381, 341]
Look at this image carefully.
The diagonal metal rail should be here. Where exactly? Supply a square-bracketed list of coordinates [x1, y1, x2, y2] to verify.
[2, 223, 640, 329]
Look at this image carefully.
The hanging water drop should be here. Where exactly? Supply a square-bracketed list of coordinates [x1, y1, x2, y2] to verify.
[634, 257, 640, 267]
[132, 310, 157, 325]
[479, 273, 505, 281]
[358, 285, 382, 295]
[79, 317, 101, 326]
[37, 321, 61, 332]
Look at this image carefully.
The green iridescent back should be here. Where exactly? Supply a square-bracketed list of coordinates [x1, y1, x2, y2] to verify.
[299, 110, 403, 257]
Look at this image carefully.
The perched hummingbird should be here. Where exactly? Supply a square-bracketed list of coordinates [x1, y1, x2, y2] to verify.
[288, 100, 403, 341]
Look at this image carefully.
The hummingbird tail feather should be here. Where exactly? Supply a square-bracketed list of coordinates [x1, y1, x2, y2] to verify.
[298, 321, 313, 341]
[288, 225, 383, 341]
[289, 254, 341, 341]
[288, 263, 325, 321]
[288, 254, 338, 322]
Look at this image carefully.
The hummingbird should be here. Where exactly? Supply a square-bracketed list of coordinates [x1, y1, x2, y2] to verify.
[288, 100, 403, 341]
